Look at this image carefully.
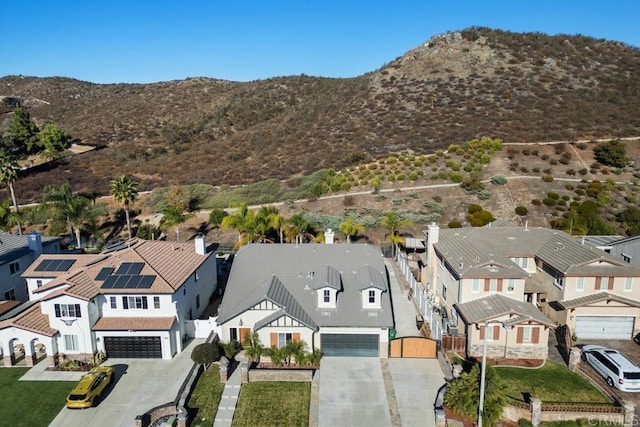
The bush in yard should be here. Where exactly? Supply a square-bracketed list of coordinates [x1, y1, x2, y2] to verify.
[191, 343, 220, 369]
[515, 206, 528, 216]
[209, 208, 228, 226]
[490, 175, 507, 185]
[542, 175, 554, 182]
[448, 221, 462, 228]
[594, 139, 627, 168]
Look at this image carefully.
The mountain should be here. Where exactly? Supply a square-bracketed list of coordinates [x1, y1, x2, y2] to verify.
[1, 27, 639, 202]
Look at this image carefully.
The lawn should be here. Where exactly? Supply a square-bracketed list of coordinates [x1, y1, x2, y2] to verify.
[497, 361, 609, 403]
[186, 365, 225, 427]
[0, 367, 76, 427]
[232, 382, 310, 427]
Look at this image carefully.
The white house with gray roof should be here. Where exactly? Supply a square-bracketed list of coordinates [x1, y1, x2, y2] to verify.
[0, 232, 61, 302]
[422, 222, 640, 360]
[216, 243, 393, 357]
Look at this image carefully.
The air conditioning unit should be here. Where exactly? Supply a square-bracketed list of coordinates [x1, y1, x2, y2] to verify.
[444, 319, 459, 334]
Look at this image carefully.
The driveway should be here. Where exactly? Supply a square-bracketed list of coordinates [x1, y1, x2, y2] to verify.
[49, 339, 202, 427]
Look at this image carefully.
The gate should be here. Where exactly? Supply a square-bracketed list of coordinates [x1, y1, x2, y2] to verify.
[390, 337, 437, 358]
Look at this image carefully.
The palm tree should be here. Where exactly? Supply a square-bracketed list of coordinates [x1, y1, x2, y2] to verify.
[110, 175, 138, 239]
[0, 199, 21, 232]
[339, 217, 365, 243]
[43, 182, 95, 248]
[221, 202, 256, 249]
[253, 206, 279, 243]
[381, 211, 413, 256]
[0, 151, 22, 234]
[285, 339, 308, 365]
[284, 213, 314, 244]
[242, 332, 264, 364]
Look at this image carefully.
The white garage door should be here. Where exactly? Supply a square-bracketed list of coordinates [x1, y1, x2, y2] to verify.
[575, 316, 634, 340]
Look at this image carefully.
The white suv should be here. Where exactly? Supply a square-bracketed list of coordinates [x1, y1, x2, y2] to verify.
[582, 345, 640, 392]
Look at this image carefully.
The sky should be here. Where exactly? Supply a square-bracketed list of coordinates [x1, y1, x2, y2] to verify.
[1, 1, 638, 84]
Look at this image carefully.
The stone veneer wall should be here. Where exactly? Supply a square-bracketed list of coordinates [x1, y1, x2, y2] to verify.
[248, 369, 314, 382]
[467, 344, 547, 359]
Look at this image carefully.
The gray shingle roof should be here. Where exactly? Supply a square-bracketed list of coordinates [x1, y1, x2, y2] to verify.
[560, 291, 640, 309]
[357, 265, 387, 291]
[217, 244, 393, 328]
[311, 265, 341, 290]
[454, 294, 555, 327]
[0, 231, 60, 266]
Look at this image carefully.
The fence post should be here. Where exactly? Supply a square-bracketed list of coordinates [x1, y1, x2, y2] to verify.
[622, 400, 635, 427]
[530, 397, 542, 427]
[568, 347, 581, 371]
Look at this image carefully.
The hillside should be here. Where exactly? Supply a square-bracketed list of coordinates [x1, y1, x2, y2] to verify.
[1, 27, 639, 203]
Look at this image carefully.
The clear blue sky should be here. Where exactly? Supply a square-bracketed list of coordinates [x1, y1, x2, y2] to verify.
[1, 1, 638, 84]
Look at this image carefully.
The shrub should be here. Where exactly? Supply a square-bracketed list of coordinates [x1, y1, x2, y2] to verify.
[209, 208, 228, 226]
[448, 221, 462, 228]
[542, 175, 554, 182]
[594, 139, 627, 168]
[490, 175, 507, 185]
[547, 192, 560, 200]
[515, 206, 528, 216]
[468, 204, 483, 214]
[191, 343, 220, 369]
[531, 199, 542, 206]
[543, 198, 557, 206]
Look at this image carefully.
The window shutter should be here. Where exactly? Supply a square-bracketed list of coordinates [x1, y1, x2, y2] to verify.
[484, 279, 490, 292]
[122, 297, 128, 309]
[532, 327, 540, 344]
[270, 332, 277, 348]
[516, 327, 524, 344]
[293, 333, 301, 343]
[493, 325, 500, 340]
[595, 277, 601, 290]
[75, 304, 81, 317]
[142, 297, 148, 309]
[497, 279, 503, 292]
[607, 278, 614, 290]
[479, 326, 485, 340]
[55, 304, 61, 318]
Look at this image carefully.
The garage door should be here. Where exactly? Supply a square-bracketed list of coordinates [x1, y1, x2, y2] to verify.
[575, 316, 634, 340]
[104, 336, 162, 358]
[321, 334, 379, 357]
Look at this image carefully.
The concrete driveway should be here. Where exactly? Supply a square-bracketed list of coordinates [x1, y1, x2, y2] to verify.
[49, 339, 202, 427]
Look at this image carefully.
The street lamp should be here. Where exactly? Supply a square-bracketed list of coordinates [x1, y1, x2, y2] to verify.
[478, 320, 512, 427]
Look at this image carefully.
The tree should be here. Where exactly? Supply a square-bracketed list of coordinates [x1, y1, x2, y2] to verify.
[190, 342, 220, 370]
[39, 123, 71, 158]
[0, 151, 22, 234]
[285, 339, 308, 366]
[208, 208, 228, 227]
[284, 213, 314, 244]
[443, 364, 508, 427]
[242, 332, 265, 364]
[110, 175, 139, 239]
[0, 199, 21, 232]
[594, 139, 627, 168]
[221, 202, 256, 248]
[381, 211, 413, 255]
[43, 182, 96, 248]
[4, 107, 39, 153]
[339, 216, 365, 243]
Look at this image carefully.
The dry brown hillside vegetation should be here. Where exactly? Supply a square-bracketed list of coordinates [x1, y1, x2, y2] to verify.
[1, 27, 639, 203]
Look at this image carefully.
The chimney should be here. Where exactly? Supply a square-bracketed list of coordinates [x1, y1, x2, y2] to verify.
[427, 222, 439, 248]
[195, 234, 206, 255]
[324, 229, 335, 244]
[28, 232, 43, 257]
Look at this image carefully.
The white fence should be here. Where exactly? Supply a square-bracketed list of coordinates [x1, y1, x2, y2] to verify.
[396, 252, 443, 341]
[184, 317, 220, 339]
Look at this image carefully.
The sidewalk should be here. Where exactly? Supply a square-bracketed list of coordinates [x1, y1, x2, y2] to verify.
[19, 358, 87, 382]
[385, 259, 421, 337]
[213, 355, 246, 427]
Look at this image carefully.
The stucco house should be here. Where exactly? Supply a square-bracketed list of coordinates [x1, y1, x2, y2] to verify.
[422, 222, 640, 361]
[216, 243, 393, 358]
[0, 236, 217, 366]
[0, 231, 61, 302]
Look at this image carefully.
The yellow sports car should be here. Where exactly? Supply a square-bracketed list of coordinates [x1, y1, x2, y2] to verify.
[66, 366, 115, 409]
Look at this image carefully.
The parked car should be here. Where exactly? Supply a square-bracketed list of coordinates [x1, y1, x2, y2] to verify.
[66, 366, 115, 408]
[581, 345, 640, 392]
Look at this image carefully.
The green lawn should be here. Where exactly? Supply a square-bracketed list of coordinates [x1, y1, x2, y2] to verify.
[0, 367, 76, 427]
[186, 365, 225, 427]
[232, 382, 310, 427]
[497, 361, 609, 403]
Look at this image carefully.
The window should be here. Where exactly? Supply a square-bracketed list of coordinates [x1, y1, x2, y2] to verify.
[183, 287, 186, 295]
[441, 282, 447, 300]
[489, 279, 498, 292]
[36, 279, 43, 288]
[471, 279, 480, 293]
[4, 289, 16, 300]
[506, 279, 515, 292]
[368, 290, 376, 304]
[196, 295, 200, 309]
[622, 253, 631, 263]
[9, 261, 20, 275]
[154, 296, 160, 309]
[109, 297, 117, 309]
[64, 334, 79, 351]
[598, 277, 610, 290]
[576, 277, 584, 291]
[55, 304, 81, 318]
[624, 277, 632, 292]
[122, 296, 148, 310]
[522, 326, 532, 342]
[278, 332, 293, 348]
[323, 289, 330, 303]
[512, 257, 528, 269]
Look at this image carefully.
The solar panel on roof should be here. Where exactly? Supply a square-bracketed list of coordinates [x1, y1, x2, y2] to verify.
[127, 262, 144, 275]
[102, 276, 118, 288]
[56, 259, 75, 272]
[127, 275, 143, 288]
[115, 262, 133, 275]
[34, 259, 54, 271]
[139, 275, 155, 288]
[115, 275, 131, 288]
[95, 267, 114, 281]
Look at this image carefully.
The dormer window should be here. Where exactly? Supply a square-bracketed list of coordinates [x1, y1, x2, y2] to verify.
[323, 289, 330, 303]
[368, 290, 376, 304]
[318, 287, 336, 308]
[362, 288, 382, 309]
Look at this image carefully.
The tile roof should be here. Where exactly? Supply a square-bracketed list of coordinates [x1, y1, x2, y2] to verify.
[92, 316, 176, 331]
[454, 294, 555, 327]
[22, 254, 101, 278]
[217, 243, 393, 329]
[0, 300, 21, 316]
[560, 291, 640, 309]
[0, 301, 58, 336]
[31, 238, 211, 299]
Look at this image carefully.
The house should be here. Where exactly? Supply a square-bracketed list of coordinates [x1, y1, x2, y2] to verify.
[0, 236, 217, 366]
[216, 243, 393, 358]
[0, 231, 61, 302]
[583, 235, 640, 267]
[422, 222, 640, 361]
